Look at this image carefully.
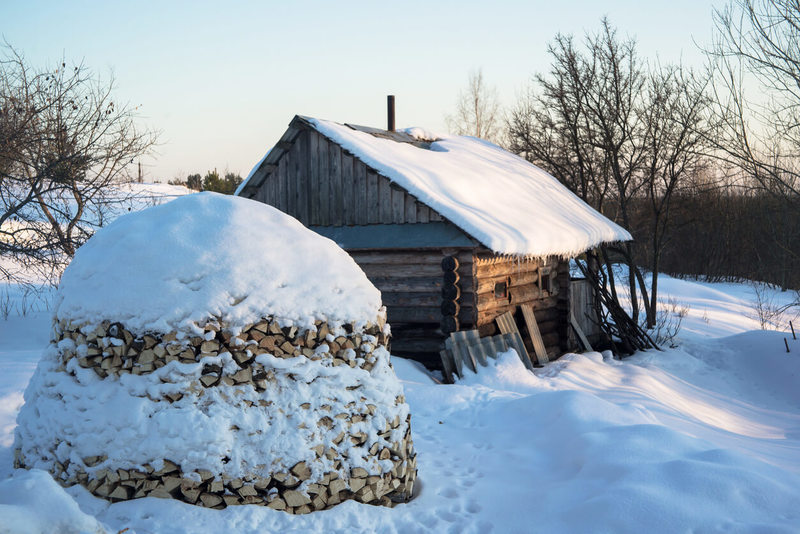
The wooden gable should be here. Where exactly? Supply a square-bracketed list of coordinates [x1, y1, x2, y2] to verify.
[241, 117, 450, 228]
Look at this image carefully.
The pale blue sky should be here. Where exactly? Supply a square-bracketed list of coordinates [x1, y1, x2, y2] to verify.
[3, 0, 718, 181]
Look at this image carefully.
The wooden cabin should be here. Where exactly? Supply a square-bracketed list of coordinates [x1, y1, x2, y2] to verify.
[237, 115, 631, 369]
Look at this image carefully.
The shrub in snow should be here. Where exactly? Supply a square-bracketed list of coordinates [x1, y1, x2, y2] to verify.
[13, 192, 417, 514]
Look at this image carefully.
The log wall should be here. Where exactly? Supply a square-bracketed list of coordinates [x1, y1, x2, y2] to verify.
[473, 255, 571, 360]
[348, 249, 474, 369]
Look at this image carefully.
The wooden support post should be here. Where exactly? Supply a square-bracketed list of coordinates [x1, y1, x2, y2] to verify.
[790, 320, 796, 340]
[785, 338, 791, 353]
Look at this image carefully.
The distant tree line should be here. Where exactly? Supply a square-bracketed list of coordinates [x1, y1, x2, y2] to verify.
[447, 0, 800, 333]
[169, 169, 243, 195]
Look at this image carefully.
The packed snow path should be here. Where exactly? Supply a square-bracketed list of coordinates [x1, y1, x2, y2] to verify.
[1, 275, 799, 533]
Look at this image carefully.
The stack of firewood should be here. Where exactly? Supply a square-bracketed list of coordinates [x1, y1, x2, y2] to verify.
[15, 316, 417, 514]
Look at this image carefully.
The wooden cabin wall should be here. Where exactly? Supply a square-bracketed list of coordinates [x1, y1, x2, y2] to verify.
[347, 248, 474, 369]
[474, 256, 569, 360]
[256, 129, 443, 227]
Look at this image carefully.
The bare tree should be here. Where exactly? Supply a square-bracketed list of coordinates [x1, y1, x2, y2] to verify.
[507, 34, 611, 210]
[445, 69, 502, 143]
[0, 45, 156, 284]
[507, 19, 714, 332]
[508, 20, 651, 324]
[709, 0, 800, 302]
[639, 65, 714, 325]
[709, 0, 800, 198]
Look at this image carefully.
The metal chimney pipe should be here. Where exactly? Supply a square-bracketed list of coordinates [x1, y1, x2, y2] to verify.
[387, 95, 395, 132]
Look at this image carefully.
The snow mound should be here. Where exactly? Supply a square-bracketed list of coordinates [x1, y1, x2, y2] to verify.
[56, 192, 383, 335]
[0, 470, 107, 534]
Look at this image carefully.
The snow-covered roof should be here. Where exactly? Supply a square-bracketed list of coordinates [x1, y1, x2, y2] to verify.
[240, 116, 632, 258]
[56, 192, 383, 334]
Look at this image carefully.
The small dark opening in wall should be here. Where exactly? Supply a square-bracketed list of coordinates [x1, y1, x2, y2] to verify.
[540, 269, 552, 294]
[494, 281, 508, 299]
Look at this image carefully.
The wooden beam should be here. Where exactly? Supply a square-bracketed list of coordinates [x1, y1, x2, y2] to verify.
[570, 311, 593, 351]
[521, 304, 549, 364]
[440, 350, 456, 383]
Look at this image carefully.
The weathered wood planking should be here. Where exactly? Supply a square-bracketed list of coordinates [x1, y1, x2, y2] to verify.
[417, 204, 430, 223]
[570, 278, 599, 340]
[278, 152, 288, 212]
[444, 337, 464, 378]
[309, 132, 320, 225]
[378, 175, 392, 221]
[286, 146, 296, 217]
[353, 158, 366, 224]
[570, 311, 593, 351]
[341, 152, 354, 225]
[350, 251, 449, 264]
[446, 334, 476, 374]
[381, 292, 441, 307]
[404, 194, 417, 223]
[296, 130, 309, 225]
[476, 284, 542, 311]
[477, 297, 559, 326]
[317, 133, 330, 225]
[495, 311, 534, 370]
[439, 350, 456, 383]
[476, 270, 539, 294]
[366, 171, 379, 224]
[521, 304, 549, 364]
[359, 263, 443, 278]
[245, 123, 453, 227]
[460, 330, 489, 367]
[474, 257, 540, 276]
[391, 185, 405, 223]
[367, 276, 442, 292]
[329, 142, 342, 224]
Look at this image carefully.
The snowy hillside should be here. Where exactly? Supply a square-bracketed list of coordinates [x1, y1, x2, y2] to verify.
[1, 274, 799, 533]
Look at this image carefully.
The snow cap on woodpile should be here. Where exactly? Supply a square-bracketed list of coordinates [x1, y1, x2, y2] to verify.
[56, 192, 383, 334]
[241, 116, 632, 258]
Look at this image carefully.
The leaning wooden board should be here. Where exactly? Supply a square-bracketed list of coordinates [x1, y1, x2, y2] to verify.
[439, 331, 519, 381]
[456, 330, 489, 367]
[520, 304, 549, 364]
[495, 311, 535, 370]
[446, 334, 476, 374]
[439, 350, 456, 384]
[569, 311, 594, 351]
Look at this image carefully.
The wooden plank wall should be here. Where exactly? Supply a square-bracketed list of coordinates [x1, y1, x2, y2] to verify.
[569, 278, 600, 342]
[474, 255, 565, 359]
[255, 128, 443, 227]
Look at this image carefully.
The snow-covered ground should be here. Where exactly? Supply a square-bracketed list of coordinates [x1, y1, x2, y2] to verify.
[1, 272, 799, 533]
